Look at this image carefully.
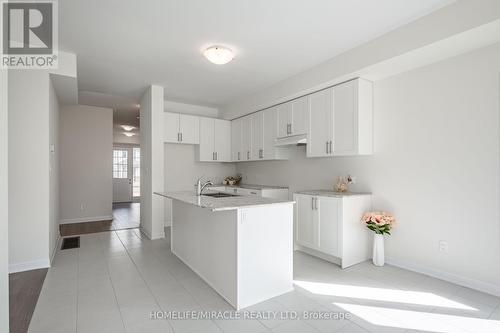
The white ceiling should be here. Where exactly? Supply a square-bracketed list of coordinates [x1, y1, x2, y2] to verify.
[60, 0, 454, 108]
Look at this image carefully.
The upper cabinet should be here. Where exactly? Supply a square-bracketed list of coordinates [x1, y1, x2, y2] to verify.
[198, 117, 231, 162]
[251, 111, 263, 160]
[307, 88, 334, 158]
[232, 107, 289, 162]
[241, 115, 252, 161]
[276, 96, 308, 138]
[307, 78, 373, 157]
[231, 118, 242, 161]
[164, 112, 199, 144]
[333, 78, 373, 156]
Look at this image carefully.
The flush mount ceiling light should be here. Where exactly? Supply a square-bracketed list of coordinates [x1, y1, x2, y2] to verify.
[203, 46, 234, 65]
[121, 125, 135, 131]
[123, 132, 135, 137]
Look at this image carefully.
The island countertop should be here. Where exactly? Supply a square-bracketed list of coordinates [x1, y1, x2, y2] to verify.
[154, 190, 294, 211]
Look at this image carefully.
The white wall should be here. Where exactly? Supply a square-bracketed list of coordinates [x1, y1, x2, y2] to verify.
[0, 69, 9, 332]
[8, 71, 51, 273]
[221, 0, 500, 119]
[49, 78, 60, 262]
[164, 144, 236, 225]
[140, 85, 165, 239]
[235, 43, 500, 294]
[165, 100, 218, 118]
[59, 105, 113, 223]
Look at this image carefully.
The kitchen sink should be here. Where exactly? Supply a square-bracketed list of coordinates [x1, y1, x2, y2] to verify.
[202, 192, 239, 198]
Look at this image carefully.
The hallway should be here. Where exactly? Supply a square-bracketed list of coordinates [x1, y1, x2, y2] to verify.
[59, 203, 140, 237]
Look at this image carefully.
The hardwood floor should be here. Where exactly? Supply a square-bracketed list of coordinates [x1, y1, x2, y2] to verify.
[9, 268, 48, 333]
[59, 220, 114, 237]
[60, 203, 140, 237]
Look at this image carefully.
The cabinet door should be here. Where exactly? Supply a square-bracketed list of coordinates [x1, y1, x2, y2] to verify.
[241, 115, 252, 160]
[262, 107, 277, 160]
[251, 111, 263, 160]
[291, 96, 308, 135]
[277, 102, 292, 138]
[318, 197, 340, 257]
[307, 88, 334, 157]
[231, 118, 242, 161]
[164, 112, 180, 142]
[199, 117, 215, 161]
[333, 80, 357, 155]
[214, 119, 231, 161]
[179, 114, 199, 144]
[295, 194, 318, 248]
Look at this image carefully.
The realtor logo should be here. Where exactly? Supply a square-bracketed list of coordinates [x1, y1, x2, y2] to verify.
[1, 0, 58, 68]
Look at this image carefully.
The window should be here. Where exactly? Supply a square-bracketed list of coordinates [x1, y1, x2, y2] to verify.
[113, 149, 128, 178]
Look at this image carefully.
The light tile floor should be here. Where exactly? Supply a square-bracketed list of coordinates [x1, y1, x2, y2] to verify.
[29, 229, 500, 333]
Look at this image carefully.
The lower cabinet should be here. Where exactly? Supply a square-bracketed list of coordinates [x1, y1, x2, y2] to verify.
[216, 186, 289, 200]
[294, 192, 372, 268]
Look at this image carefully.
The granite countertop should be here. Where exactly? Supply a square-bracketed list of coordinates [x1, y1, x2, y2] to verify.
[295, 189, 372, 197]
[210, 184, 288, 190]
[154, 190, 294, 212]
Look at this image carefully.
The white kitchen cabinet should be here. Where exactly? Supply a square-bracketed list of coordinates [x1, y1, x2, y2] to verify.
[307, 88, 334, 157]
[276, 96, 308, 138]
[198, 117, 231, 162]
[307, 78, 373, 157]
[218, 186, 288, 200]
[231, 118, 242, 161]
[214, 119, 231, 161]
[295, 194, 317, 249]
[294, 191, 372, 268]
[251, 111, 263, 160]
[333, 78, 373, 155]
[164, 112, 199, 144]
[263, 107, 289, 160]
[241, 115, 252, 161]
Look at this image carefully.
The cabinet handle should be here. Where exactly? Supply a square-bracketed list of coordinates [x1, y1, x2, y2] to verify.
[212, 152, 215, 160]
[315, 197, 318, 210]
[311, 197, 314, 210]
[237, 152, 240, 160]
[326, 141, 329, 154]
[247, 151, 250, 160]
[180, 132, 183, 142]
[329, 140, 332, 154]
[250, 191, 257, 195]
[177, 132, 180, 142]
[215, 152, 218, 160]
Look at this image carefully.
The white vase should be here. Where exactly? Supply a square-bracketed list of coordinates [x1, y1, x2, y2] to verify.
[373, 234, 385, 266]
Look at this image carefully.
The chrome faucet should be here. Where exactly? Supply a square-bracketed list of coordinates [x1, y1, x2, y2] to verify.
[196, 177, 213, 196]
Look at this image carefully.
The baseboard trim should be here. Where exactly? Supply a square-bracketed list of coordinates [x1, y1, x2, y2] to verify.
[386, 257, 500, 297]
[9, 258, 50, 274]
[59, 215, 113, 224]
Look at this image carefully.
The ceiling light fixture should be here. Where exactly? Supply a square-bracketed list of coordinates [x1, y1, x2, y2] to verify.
[122, 125, 135, 131]
[203, 46, 234, 65]
[123, 132, 135, 137]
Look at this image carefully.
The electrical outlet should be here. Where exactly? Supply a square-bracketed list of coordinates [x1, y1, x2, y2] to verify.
[439, 240, 448, 253]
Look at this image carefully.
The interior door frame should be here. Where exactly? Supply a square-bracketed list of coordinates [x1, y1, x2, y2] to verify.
[113, 143, 140, 203]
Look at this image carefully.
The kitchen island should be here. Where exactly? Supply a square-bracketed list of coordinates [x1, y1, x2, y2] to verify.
[154, 190, 295, 310]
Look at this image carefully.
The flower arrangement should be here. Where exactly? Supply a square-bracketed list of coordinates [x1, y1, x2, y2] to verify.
[361, 212, 395, 235]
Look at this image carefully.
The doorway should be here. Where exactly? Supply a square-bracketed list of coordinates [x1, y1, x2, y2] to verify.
[112, 145, 141, 230]
[113, 145, 140, 202]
